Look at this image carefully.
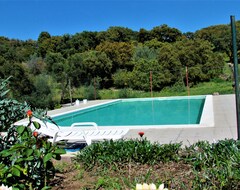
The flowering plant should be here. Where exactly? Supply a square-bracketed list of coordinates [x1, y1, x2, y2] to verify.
[0, 109, 66, 189]
[135, 183, 168, 190]
[138, 131, 144, 137]
[0, 184, 12, 190]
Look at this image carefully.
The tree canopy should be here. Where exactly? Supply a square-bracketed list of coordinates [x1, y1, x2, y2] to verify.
[0, 22, 231, 108]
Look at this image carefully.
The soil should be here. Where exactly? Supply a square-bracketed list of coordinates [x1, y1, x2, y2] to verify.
[51, 157, 194, 190]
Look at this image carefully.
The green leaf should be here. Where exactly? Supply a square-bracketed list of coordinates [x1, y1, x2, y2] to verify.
[12, 166, 21, 177]
[54, 148, 66, 154]
[12, 188, 20, 190]
[25, 156, 34, 161]
[16, 125, 25, 134]
[25, 148, 34, 157]
[43, 153, 53, 163]
[33, 121, 41, 129]
[41, 186, 52, 190]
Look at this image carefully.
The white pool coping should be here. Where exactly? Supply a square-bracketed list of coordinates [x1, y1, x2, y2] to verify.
[51, 95, 214, 129]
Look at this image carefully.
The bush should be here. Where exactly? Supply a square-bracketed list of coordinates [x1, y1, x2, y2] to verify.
[0, 121, 66, 189]
[74, 139, 182, 169]
[0, 77, 66, 189]
[0, 77, 29, 132]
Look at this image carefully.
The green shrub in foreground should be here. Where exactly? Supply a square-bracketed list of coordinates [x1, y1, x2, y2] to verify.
[74, 138, 240, 189]
[74, 139, 182, 169]
[0, 120, 66, 189]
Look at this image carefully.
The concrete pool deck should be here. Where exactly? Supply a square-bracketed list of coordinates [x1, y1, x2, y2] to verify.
[48, 94, 238, 146]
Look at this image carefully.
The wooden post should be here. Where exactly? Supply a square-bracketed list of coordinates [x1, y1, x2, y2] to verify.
[186, 66, 190, 96]
[94, 77, 96, 100]
[150, 71, 153, 97]
[68, 79, 73, 105]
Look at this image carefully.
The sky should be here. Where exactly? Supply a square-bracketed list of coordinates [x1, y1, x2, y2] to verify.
[0, 0, 240, 41]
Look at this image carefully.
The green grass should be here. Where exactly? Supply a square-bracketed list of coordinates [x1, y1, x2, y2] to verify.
[98, 80, 233, 99]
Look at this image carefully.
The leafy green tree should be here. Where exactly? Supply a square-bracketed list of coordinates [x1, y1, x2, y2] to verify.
[132, 45, 158, 62]
[150, 24, 183, 43]
[67, 53, 85, 87]
[104, 26, 137, 42]
[96, 41, 134, 72]
[55, 34, 75, 58]
[70, 31, 99, 53]
[129, 44, 181, 91]
[80, 50, 112, 88]
[138, 28, 151, 43]
[26, 75, 55, 109]
[37, 31, 52, 58]
[195, 24, 232, 61]
[174, 39, 225, 84]
[0, 62, 35, 99]
[113, 69, 133, 88]
[144, 39, 164, 50]
[26, 54, 45, 75]
[44, 52, 66, 75]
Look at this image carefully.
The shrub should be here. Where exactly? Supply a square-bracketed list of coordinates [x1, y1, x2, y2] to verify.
[0, 77, 29, 132]
[0, 120, 66, 189]
[74, 139, 182, 169]
[0, 77, 66, 189]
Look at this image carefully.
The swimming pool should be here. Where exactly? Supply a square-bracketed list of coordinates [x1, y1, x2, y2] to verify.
[52, 95, 214, 128]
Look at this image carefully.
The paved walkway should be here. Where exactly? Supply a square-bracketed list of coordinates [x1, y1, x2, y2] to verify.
[48, 95, 239, 146]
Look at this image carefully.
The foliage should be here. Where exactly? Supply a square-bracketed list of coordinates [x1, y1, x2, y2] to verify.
[183, 139, 240, 189]
[0, 77, 66, 189]
[112, 69, 133, 88]
[72, 139, 240, 189]
[74, 139, 182, 169]
[25, 75, 56, 109]
[0, 77, 29, 132]
[0, 122, 66, 189]
[0, 22, 232, 104]
[83, 85, 100, 100]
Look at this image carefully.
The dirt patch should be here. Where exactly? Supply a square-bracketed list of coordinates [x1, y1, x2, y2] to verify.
[51, 158, 194, 190]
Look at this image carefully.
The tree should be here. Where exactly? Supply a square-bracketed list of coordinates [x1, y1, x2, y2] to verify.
[80, 50, 112, 88]
[174, 39, 225, 84]
[132, 45, 158, 62]
[44, 52, 66, 75]
[144, 39, 164, 50]
[37, 31, 52, 58]
[70, 31, 99, 53]
[66, 53, 85, 87]
[96, 41, 134, 72]
[150, 24, 183, 43]
[113, 69, 133, 88]
[26, 75, 55, 109]
[138, 28, 151, 43]
[26, 54, 45, 75]
[104, 26, 137, 42]
[0, 62, 35, 99]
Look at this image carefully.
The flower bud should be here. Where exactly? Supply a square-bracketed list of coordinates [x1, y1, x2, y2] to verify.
[136, 183, 143, 190]
[142, 183, 149, 190]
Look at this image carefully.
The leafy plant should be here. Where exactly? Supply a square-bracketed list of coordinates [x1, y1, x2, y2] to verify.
[0, 77, 29, 132]
[0, 117, 66, 189]
[74, 139, 182, 169]
[0, 77, 66, 189]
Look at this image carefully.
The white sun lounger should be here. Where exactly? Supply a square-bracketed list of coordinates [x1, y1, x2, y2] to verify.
[16, 118, 129, 145]
[52, 123, 129, 145]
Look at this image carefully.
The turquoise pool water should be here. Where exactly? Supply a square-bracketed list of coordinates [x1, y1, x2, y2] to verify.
[53, 96, 205, 127]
